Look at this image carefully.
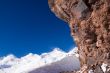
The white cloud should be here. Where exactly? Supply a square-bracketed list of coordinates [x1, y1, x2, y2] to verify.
[0, 47, 80, 73]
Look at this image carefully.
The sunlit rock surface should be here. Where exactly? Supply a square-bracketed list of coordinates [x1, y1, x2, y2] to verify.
[48, 0, 110, 73]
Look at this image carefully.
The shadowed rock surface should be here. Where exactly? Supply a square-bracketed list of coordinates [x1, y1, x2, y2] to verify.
[48, 0, 110, 73]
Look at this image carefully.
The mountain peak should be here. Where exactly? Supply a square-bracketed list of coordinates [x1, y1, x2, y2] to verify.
[0, 47, 79, 73]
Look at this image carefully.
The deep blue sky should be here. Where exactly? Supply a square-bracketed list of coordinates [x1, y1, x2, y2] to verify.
[0, 0, 76, 57]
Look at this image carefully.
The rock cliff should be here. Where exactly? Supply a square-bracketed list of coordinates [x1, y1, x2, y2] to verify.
[48, 0, 110, 73]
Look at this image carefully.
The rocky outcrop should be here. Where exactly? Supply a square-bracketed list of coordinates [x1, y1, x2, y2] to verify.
[48, 0, 110, 73]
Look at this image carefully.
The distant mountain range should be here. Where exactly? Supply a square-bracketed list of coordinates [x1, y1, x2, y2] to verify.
[0, 47, 80, 73]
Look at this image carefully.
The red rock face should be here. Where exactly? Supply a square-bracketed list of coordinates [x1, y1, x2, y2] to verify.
[48, 0, 110, 73]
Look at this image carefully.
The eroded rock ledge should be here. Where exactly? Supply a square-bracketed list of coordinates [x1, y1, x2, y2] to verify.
[48, 0, 110, 73]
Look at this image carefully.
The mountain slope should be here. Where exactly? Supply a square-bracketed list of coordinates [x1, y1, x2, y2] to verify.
[0, 47, 80, 73]
[29, 55, 80, 73]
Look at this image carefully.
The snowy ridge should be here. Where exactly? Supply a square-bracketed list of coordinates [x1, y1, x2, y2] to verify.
[0, 47, 80, 73]
[29, 55, 80, 73]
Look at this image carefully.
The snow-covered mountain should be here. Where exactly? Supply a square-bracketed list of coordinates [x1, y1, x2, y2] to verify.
[0, 47, 80, 73]
[29, 55, 79, 73]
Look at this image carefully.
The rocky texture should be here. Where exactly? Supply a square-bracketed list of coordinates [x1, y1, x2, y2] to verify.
[48, 0, 110, 73]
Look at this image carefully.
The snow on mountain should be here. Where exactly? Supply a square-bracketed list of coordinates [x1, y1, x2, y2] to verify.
[0, 47, 80, 73]
[68, 47, 79, 57]
[29, 55, 80, 73]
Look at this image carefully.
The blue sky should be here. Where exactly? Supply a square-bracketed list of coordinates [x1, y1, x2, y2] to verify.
[0, 0, 76, 57]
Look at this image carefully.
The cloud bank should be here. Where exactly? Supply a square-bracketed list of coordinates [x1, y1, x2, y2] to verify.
[0, 47, 80, 73]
